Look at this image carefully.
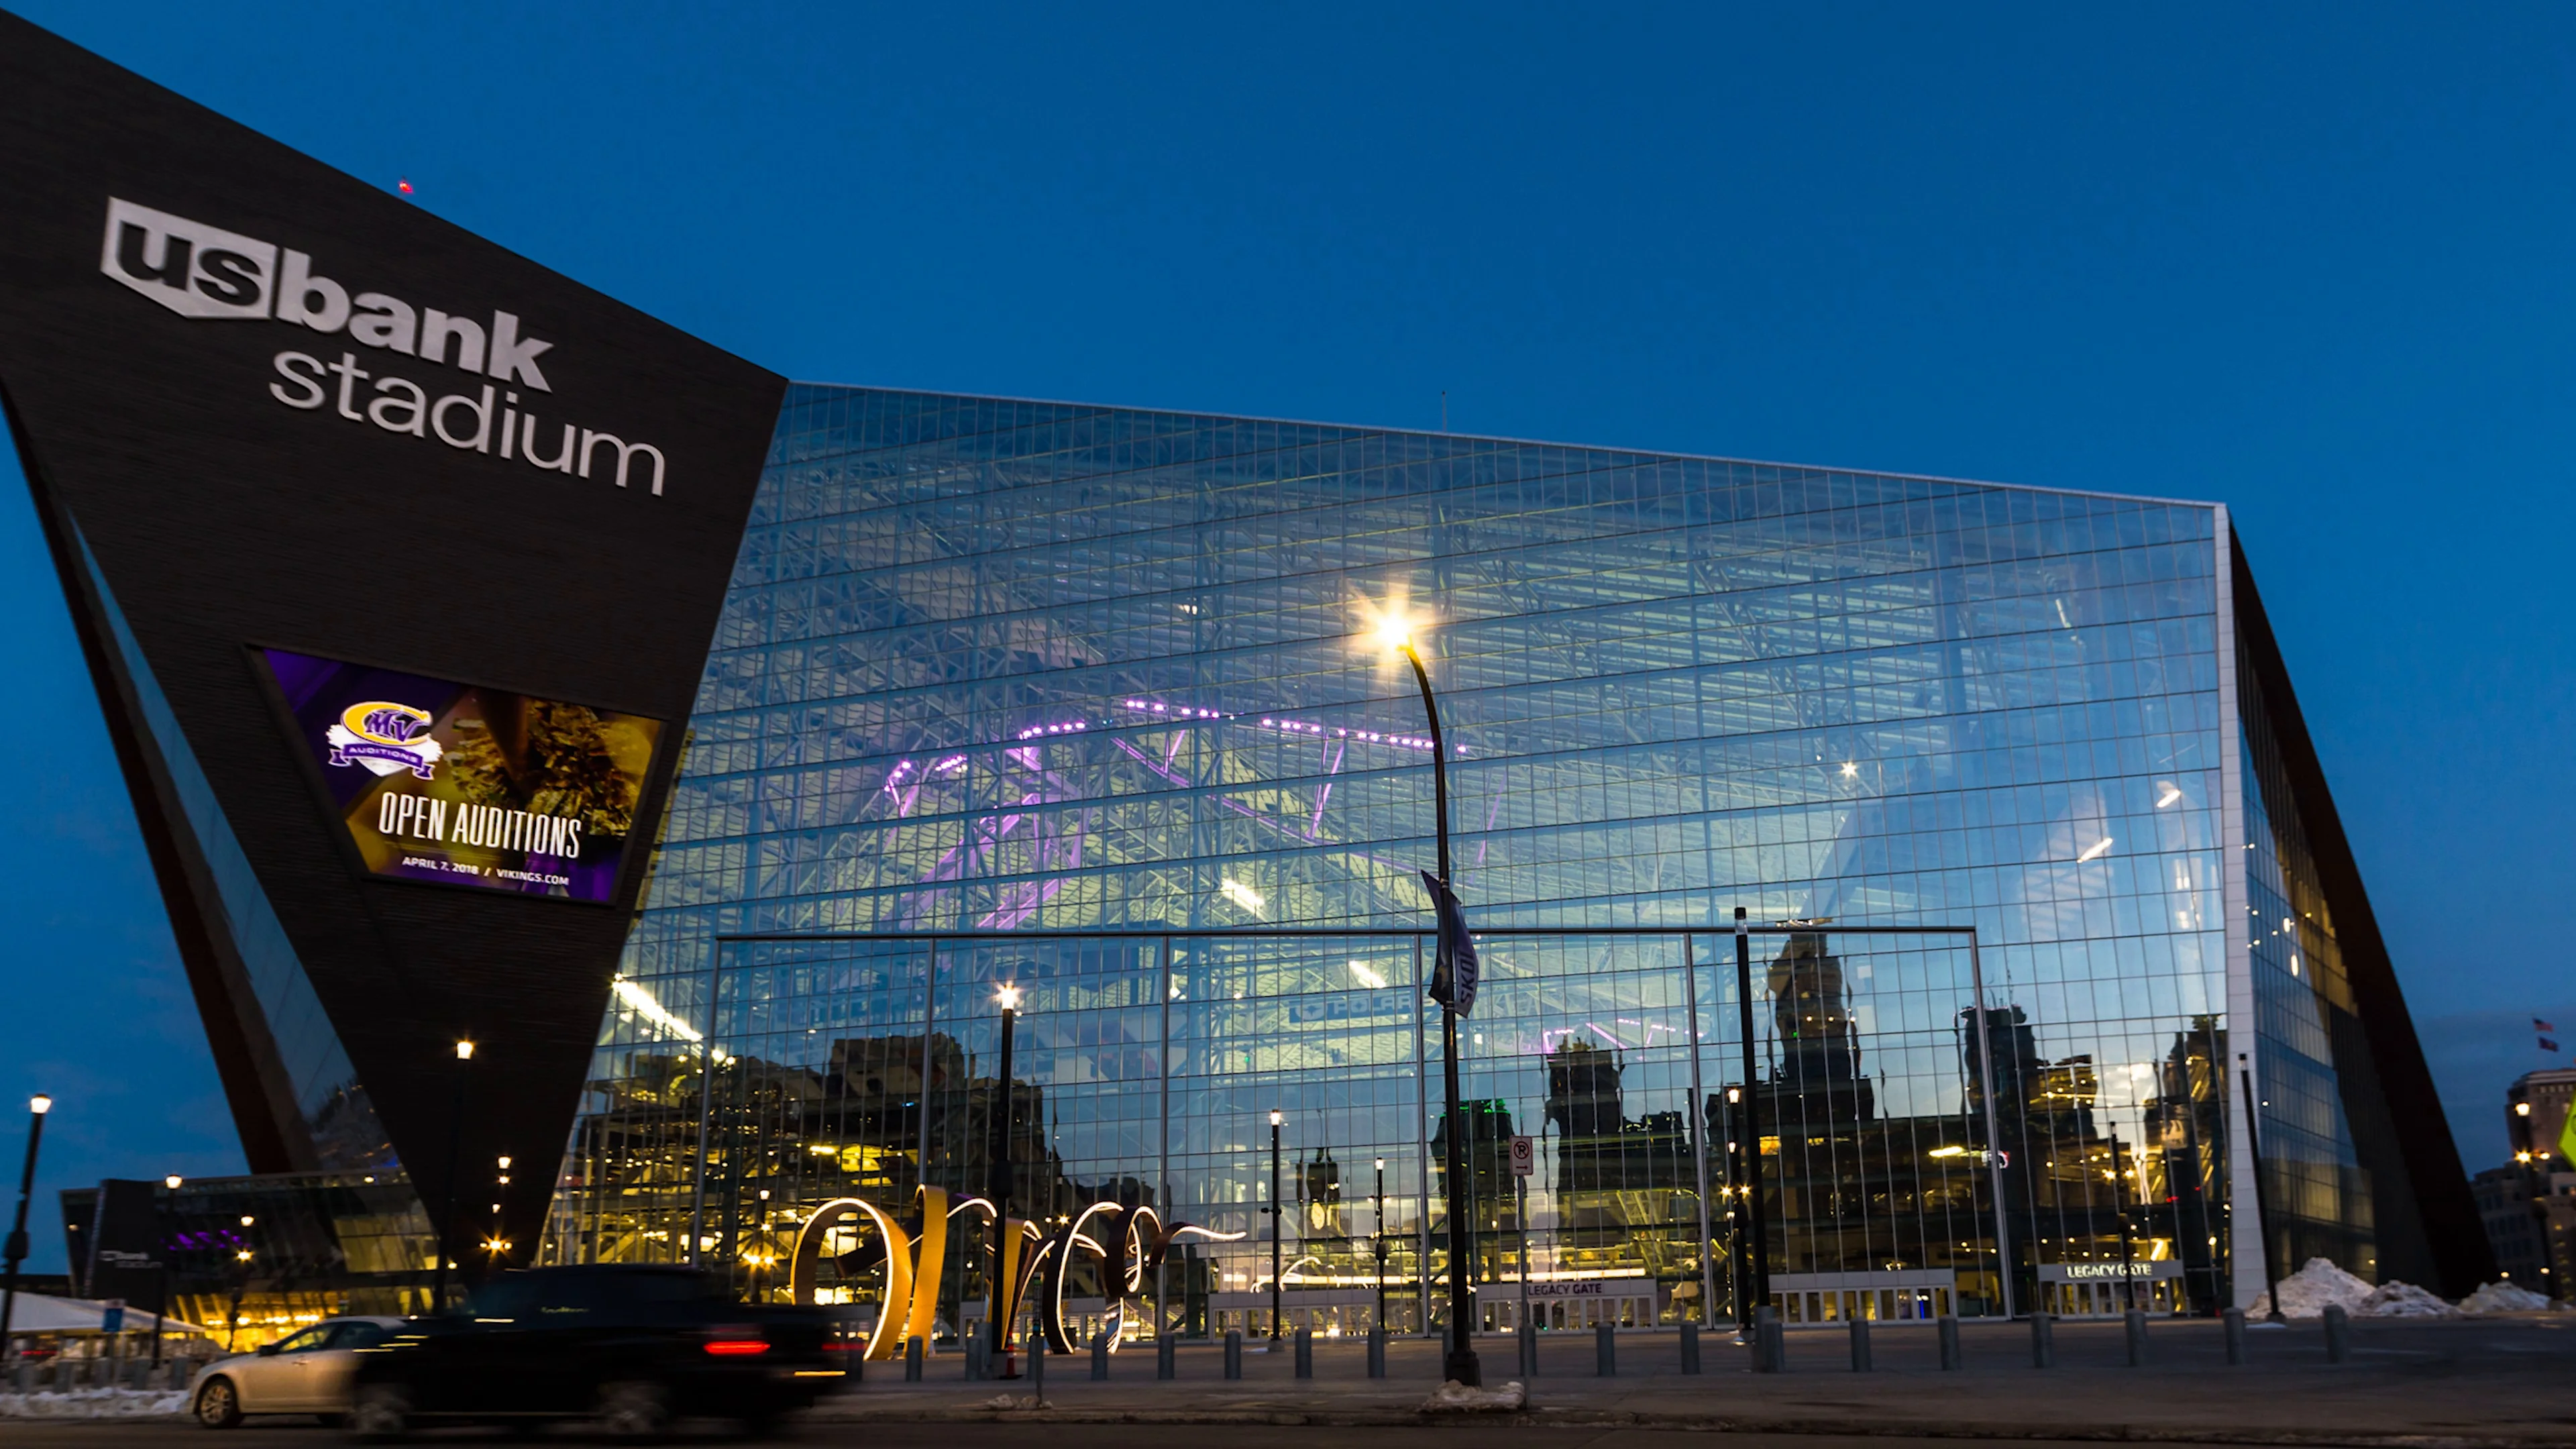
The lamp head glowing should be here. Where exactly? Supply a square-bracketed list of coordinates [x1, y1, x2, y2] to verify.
[1371, 612, 1415, 652]
[1375, 1157, 1385, 1171]
[497, 1156, 513, 1170]
[995, 983, 1022, 1012]
[1270, 1108, 1284, 1128]
[28, 1093, 52, 1115]
[165, 1175, 182, 1189]
[455, 1039, 475, 1061]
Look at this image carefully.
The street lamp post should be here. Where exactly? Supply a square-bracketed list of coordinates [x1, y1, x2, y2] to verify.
[1269, 1109, 1285, 1342]
[227, 1216, 254, 1352]
[1377, 612, 1481, 1387]
[432, 1039, 474, 1313]
[1373, 1157, 1387, 1332]
[1733, 909, 1770, 1328]
[152, 1175, 180, 1368]
[989, 983, 1021, 1378]
[1, 1093, 53, 1364]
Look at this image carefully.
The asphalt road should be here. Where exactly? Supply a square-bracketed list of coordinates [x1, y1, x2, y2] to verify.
[0, 1425, 2263, 1449]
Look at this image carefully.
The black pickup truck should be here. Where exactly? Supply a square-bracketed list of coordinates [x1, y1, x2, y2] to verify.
[346, 1264, 842, 1437]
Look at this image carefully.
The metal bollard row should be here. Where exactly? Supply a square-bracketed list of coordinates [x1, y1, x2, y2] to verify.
[1093, 1331, 1111, 1381]
[2126, 1308, 2149, 1367]
[1937, 1313, 1962, 1369]
[1849, 1314, 1872, 1371]
[1222, 1328, 1243, 1380]
[905, 1335, 925, 1382]
[1366, 1326, 1387, 1379]
[1678, 1320, 1701, 1375]
[2224, 1306, 2247, 1365]
[1294, 1328, 1313, 1379]
[2323, 1303, 2351, 1364]
[1158, 1331, 1178, 1381]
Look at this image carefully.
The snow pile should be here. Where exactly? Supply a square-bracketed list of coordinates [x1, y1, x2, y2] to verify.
[2357, 1281, 2457, 1318]
[1421, 1379, 1526, 1413]
[2459, 1281, 2555, 1315]
[981, 1393, 1045, 1411]
[0, 1389, 189, 1419]
[2249, 1256, 2374, 1318]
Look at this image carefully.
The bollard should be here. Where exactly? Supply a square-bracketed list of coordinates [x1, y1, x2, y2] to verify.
[2125, 1309, 2149, 1367]
[1754, 1305, 1786, 1373]
[1224, 1328, 1244, 1380]
[1367, 1326, 1387, 1379]
[847, 1344, 864, 1386]
[905, 1336, 925, 1382]
[2030, 1311, 2055, 1368]
[1937, 1314, 1962, 1370]
[1030, 1334, 1046, 1401]
[1849, 1313, 1872, 1372]
[2223, 1307, 2247, 1365]
[1158, 1332, 1178, 1381]
[1519, 1318, 1540, 1377]
[965, 1332, 985, 1381]
[1594, 1320, 1617, 1377]
[2323, 1303, 2351, 1364]
[1093, 1330, 1111, 1381]
[1295, 1328, 1313, 1379]
[1679, 1320, 1701, 1375]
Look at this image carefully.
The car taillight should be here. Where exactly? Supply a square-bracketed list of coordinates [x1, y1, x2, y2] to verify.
[704, 1340, 769, 1356]
[822, 1340, 861, 1353]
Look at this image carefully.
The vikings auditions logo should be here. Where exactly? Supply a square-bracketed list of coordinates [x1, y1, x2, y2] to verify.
[323, 701, 445, 780]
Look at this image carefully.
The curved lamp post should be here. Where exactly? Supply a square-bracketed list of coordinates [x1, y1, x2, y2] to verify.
[1373, 610, 1480, 1387]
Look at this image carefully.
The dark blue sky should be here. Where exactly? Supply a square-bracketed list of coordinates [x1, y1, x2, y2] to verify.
[3, 4, 2569, 1273]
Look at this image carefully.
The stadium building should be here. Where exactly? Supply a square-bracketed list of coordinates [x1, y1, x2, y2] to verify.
[0, 13, 2485, 1345]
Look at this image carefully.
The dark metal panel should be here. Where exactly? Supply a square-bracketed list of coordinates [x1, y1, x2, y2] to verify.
[2229, 539, 2492, 1296]
[0, 13, 784, 1275]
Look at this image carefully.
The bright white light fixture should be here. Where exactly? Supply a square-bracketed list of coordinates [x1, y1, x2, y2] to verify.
[1840, 761, 1858, 780]
[1221, 877, 1266, 916]
[455, 1039, 476, 1061]
[2077, 837, 2114, 863]
[1349, 961, 1386, 989]
[995, 983, 1023, 1012]
[28, 1094, 50, 1116]
[1370, 609, 1415, 651]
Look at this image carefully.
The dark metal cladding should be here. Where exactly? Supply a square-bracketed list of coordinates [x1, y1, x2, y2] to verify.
[0, 12, 784, 1280]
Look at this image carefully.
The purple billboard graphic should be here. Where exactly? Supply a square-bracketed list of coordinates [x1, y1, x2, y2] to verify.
[261, 648, 663, 903]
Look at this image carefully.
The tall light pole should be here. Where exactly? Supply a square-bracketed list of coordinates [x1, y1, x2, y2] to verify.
[1269, 1109, 1285, 1342]
[1733, 910, 1770, 1326]
[989, 983, 1021, 1378]
[152, 1175, 180, 1368]
[1373, 1157, 1387, 1332]
[227, 1216, 254, 1351]
[1, 1093, 53, 1364]
[1375, 610, 1480, 1387]
[432, 1039, 473, 1313]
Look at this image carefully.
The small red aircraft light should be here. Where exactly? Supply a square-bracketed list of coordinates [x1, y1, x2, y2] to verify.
[397, 178, 413, 195]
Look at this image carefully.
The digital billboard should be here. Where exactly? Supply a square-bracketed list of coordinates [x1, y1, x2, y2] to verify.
[260, 648, 663, 903]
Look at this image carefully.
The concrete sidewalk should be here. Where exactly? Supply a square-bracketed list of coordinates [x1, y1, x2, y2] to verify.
[808, 1316, 2576, 1446]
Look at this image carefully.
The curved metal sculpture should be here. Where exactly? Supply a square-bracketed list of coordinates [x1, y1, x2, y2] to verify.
[792, 1189, 1241, 1358]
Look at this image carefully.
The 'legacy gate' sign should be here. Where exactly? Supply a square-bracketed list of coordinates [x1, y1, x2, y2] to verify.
[261, 648, 663, 903]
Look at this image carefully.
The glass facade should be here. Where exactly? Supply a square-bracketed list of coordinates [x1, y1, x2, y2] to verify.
[543, 386, 2420, 1334]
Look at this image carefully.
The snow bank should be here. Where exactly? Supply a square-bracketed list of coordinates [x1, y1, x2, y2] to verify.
[2459, 1281, 2555, 1315]
[1421, 1379, 1526, 1413]
[2249, 1256, 2374, 1318]
[2357, 1281, 2457, 1318]
[0, 1389, 189, 1419]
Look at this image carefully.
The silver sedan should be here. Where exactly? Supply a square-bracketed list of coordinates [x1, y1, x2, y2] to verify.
[188, 1317, 405, 1428]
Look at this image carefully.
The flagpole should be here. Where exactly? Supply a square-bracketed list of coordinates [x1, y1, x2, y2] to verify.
[1401, 637, 1481, 1389]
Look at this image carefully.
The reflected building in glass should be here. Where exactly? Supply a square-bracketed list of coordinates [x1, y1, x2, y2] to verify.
[543, 386, 2484, 1334]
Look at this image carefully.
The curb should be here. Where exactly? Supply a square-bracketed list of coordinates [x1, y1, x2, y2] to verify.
[808, 1401, 2576, 1447]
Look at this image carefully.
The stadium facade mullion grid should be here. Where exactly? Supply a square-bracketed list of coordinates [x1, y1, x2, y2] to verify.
[540, 386, 2487, 1330]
